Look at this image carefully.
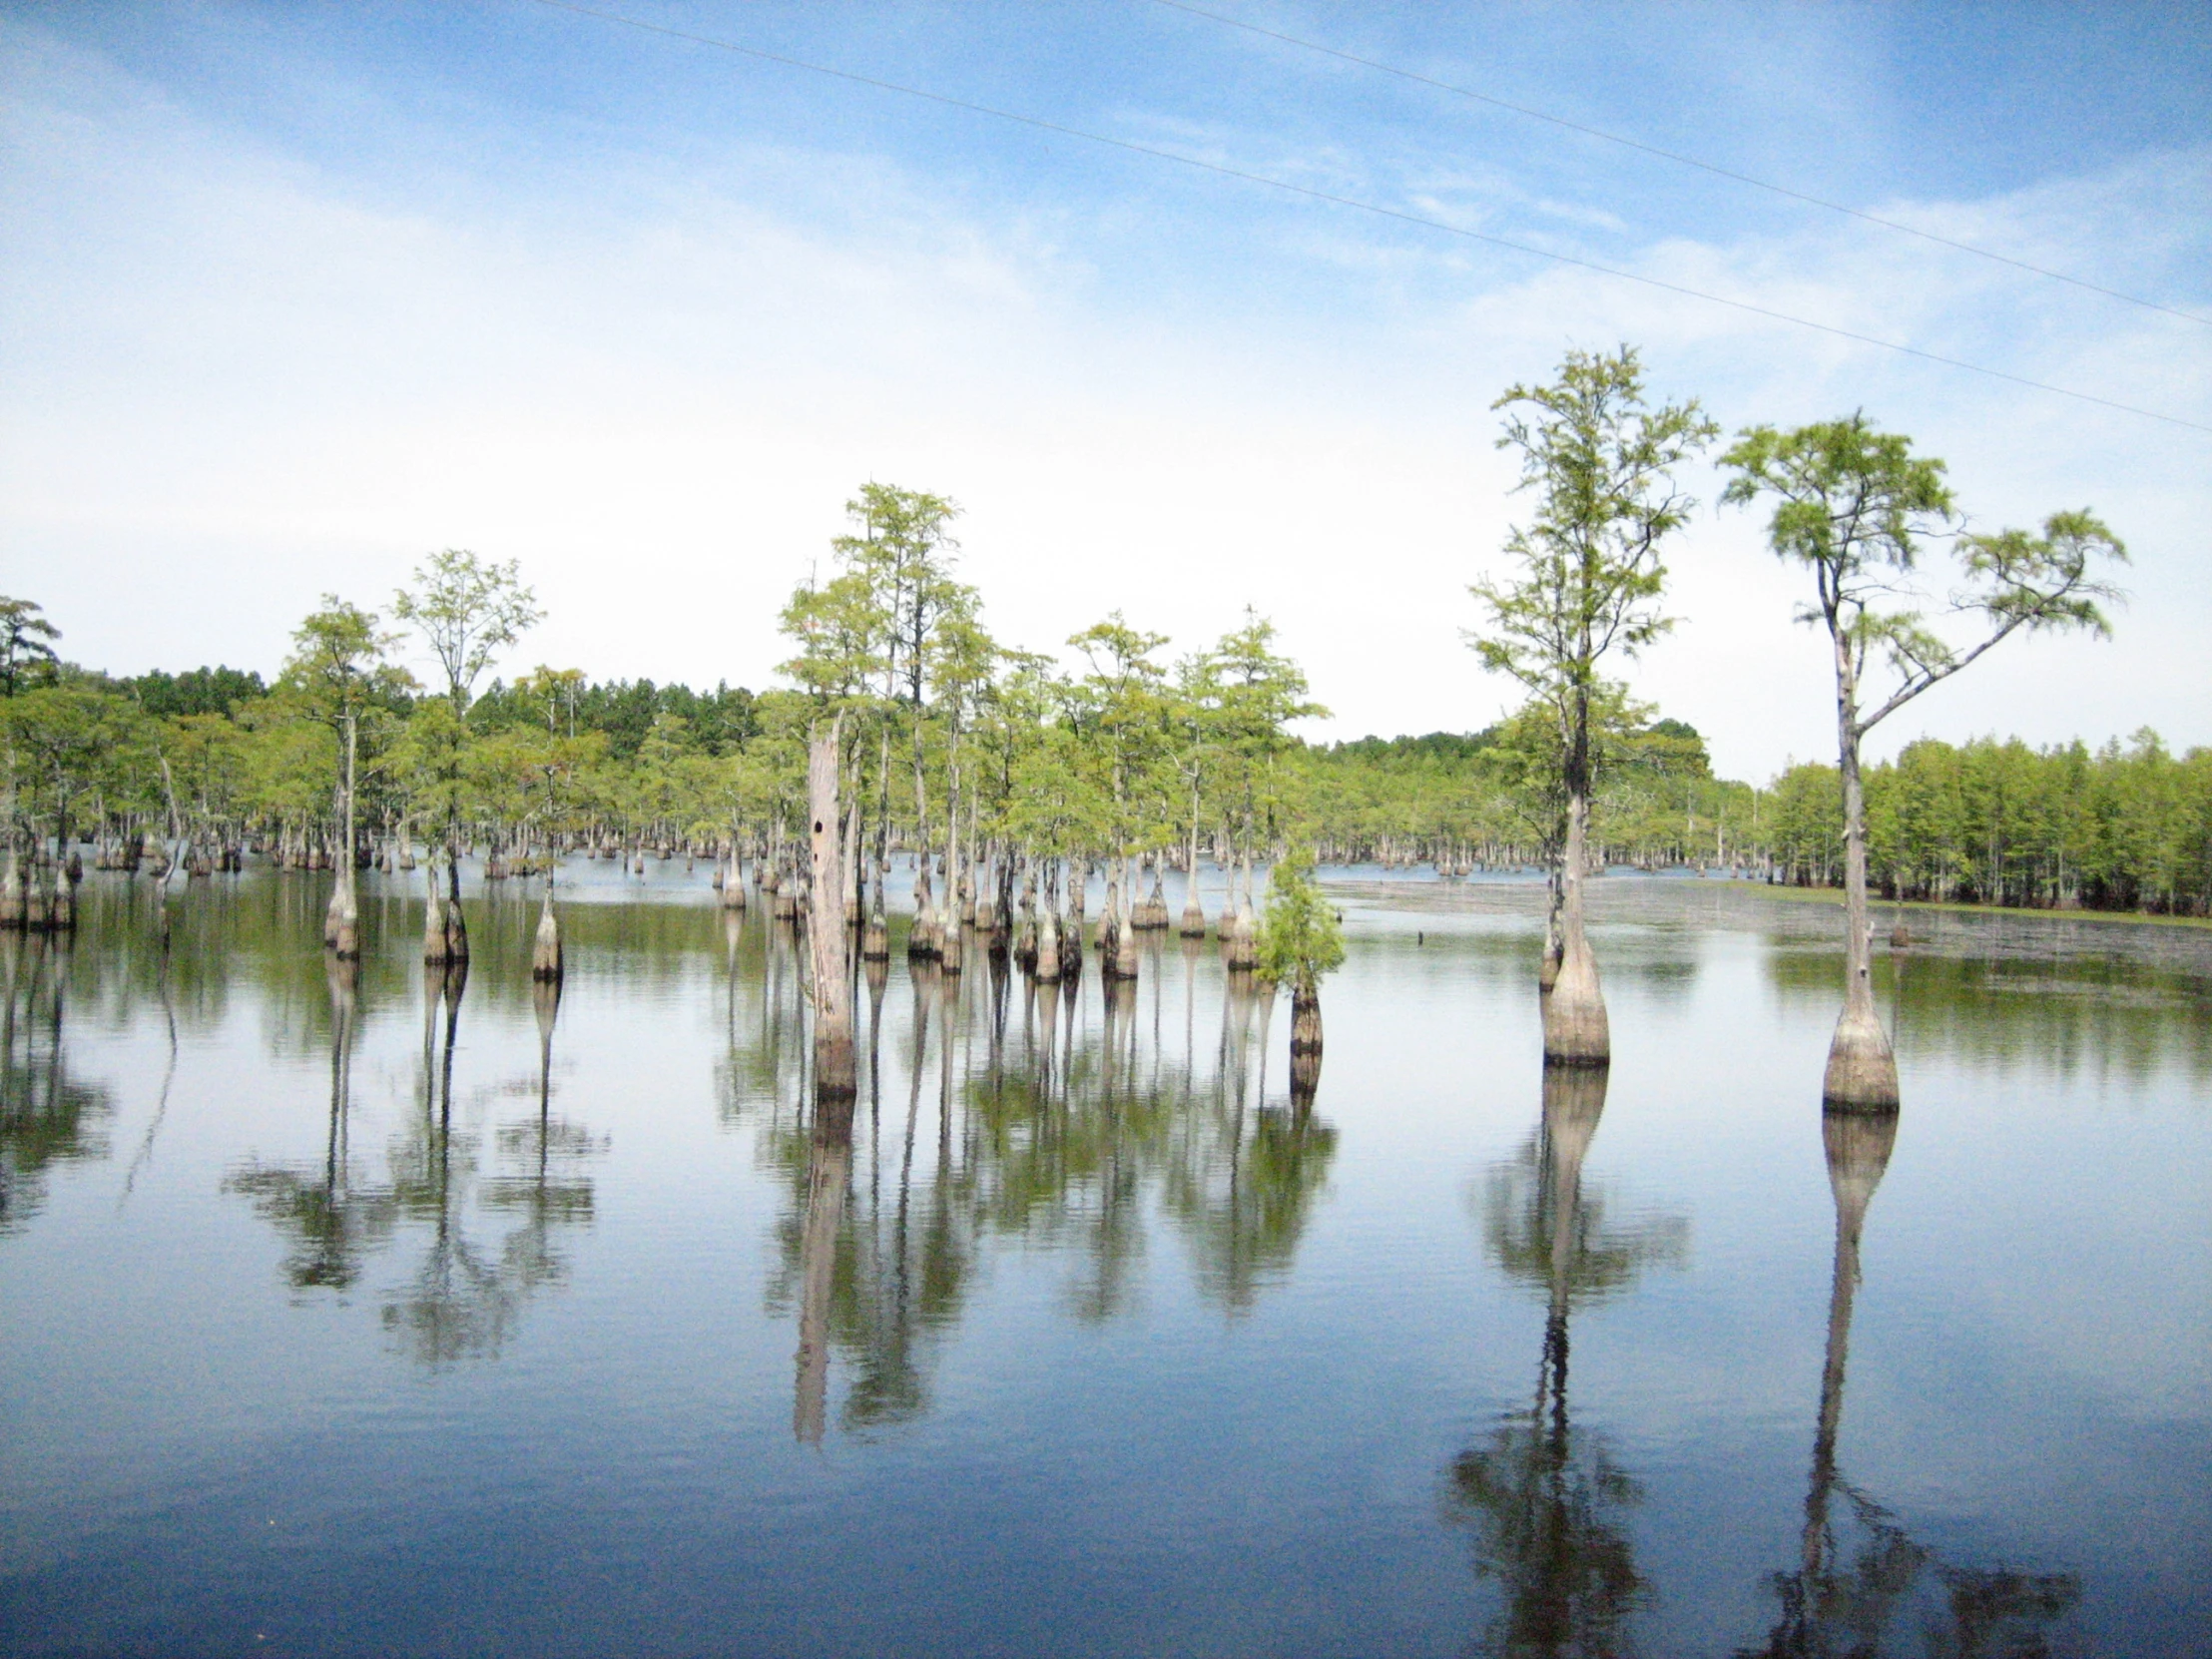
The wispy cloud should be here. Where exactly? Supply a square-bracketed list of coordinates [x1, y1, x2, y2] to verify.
[2, 14, 2204, 780]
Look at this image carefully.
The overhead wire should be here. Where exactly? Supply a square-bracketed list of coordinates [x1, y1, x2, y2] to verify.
[523, 0, 2211, 436]
[1150, 0, 2212, 329]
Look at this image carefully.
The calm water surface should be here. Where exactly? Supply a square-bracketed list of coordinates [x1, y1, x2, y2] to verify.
[3, 862, 2208, 1657]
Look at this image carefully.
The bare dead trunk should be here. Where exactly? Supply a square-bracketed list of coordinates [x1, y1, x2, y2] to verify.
[842, 767, 863, 926]
[808, 730, 855, 1098]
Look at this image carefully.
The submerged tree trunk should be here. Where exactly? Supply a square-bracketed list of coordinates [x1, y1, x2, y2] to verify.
[842, 765, 864, 926]
[1110, 856, 1139, 980]
[1538, 862, 1565, 991]
[807, 730, 855, 1099]
[531, 883, 563, 982]
[1543, 690, 1609, 1064]
[1290, 977, 1323, 1055]
[422, 858, 449, 965]
[1181, 805, 1208, 936]
[1033, 867, 1061, 983]
[1226, 848, 1258, 970]
[1825, 639, 1900, 1109]
[324, 713, 360, 958]
[0, 845, 24, 928]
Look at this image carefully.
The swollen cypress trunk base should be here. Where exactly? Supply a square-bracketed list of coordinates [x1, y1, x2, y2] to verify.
[532, 891, 564, 981]
[1540, 927, 1609, 1065]
[1822, 1003, 1900, 1109]
[327, 882, 359, 960]
[422, 871, 449, 965]
[1179, 864, 1208, 938]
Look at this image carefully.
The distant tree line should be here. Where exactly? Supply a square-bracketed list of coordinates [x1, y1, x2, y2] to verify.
[0, 345, 2181, 946]
[1764, 733, 2212, 914]
[6, 576, 2197, 917]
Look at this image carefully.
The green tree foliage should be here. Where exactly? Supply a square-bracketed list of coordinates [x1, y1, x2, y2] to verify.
[0, 598, 62, 698]
[123, 666, 269, 718]
[1256, 849, 1344, 995]
[1, 683, 157, 844]
[393, 548, 543, 710]
[9, 460, 2195, 925]
[1722, 414, 2128, 1092]
[1469, 345, 1717, 989]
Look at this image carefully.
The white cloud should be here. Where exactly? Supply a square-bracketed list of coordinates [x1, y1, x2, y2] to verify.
[2, 25, 2205, 783]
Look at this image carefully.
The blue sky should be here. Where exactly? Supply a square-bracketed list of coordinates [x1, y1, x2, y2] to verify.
[4, 1, 2208, 777]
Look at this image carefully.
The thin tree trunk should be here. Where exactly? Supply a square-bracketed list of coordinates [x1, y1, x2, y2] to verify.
[1825, 638, 1898, 1106]
[809, 728, 855, 1099]
[325, 713, 360, 957]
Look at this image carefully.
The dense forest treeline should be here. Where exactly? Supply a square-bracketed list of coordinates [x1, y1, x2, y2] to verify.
[1764, 732, 2212, 913]
[2, 591, 2204, 916]
[0, 487, 2201, 920]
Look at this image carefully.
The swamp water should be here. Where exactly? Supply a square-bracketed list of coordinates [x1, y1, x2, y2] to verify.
[2, 865, 2207, 1657]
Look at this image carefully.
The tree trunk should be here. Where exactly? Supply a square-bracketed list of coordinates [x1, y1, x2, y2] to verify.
[1034, 885, 1061, 982]
[842, 765, 864, 925]
[1542, 691, 1609, 1064]
[1227, 848, 1258, 970]
[531, 885, 563, 981]
[1110, 857, 1140, 980]
[422, 859, 449, 964]
[1290, 978, 1323, 1054]
[1825, 698, 1899, 1108]
[1181, 805, 1207, 936]
[325, 712, 360, 959]
[807, 730, 855, 1099]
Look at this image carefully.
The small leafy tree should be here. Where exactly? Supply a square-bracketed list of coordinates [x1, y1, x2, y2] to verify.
[1721, 414, 2125, 1105]
[1469, 345, 1716, 1062]
[393, 549, 541, 711]
[1257, 848, 1345, 1055]
[281, 597, 407, 949]
[0, 598, 62, 698]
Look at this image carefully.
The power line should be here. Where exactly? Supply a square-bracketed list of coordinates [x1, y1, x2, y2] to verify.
[1150, 0, 2212, 329]
[523, 0, 2212, 436]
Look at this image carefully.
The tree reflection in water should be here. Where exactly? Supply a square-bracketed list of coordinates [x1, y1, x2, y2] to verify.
[0, 931, 114, 1233]
[1448, 1062, 1688, 1657]
[1737, 1108, 2079, 1659]
[226, 952, 604, 1362]
[225, 954, 394, 1288]
[750, 925, 1339, 1440]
